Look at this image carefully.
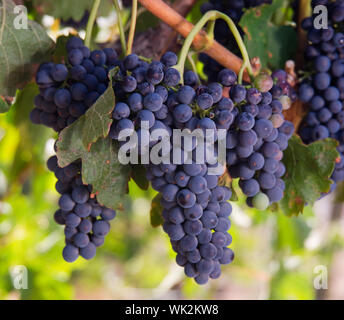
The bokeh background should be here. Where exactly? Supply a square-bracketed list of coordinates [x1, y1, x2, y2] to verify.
[1, 0, 344, 300]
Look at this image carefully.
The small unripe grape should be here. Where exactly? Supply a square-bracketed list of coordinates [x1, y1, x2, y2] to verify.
[279, 95, 292, 110]
[253, 73, 273, 93]
[270, 114, 284, 128]
[252, 192, 270, 210]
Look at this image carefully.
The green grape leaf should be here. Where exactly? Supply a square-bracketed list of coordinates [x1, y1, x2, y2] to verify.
[186, 0, 208, 24]
[150, 193, 164, 228]
[56, 68, 117, 166]
[57, 134, 130, 211]
[56, 69, 128, 210]
[11, 82, 39, 124]
[240, 0, 297, 70]
[280, 136, 339, 216]
[56, 115, 85, 165]
[81, 137, 130, 210]
[33, 0, 113, 22]
[130, 164, 149, 190]
[52, 35, 75, 64]
[81, 82, 115, 151]
[33, 0, 93, 21]
[0, 0, 54, 97]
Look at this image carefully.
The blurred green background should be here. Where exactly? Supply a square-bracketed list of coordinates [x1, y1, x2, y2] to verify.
[1, 0, 344, 300]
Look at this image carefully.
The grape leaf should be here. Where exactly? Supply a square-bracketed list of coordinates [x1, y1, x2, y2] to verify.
[56, 68, 117, 166]
[130, 164, 149, 190]
[239, 0, 297, 70]
[150, 193, 164, 228]
[11, 82, 39, 124]
[56, 68, 128, 210]
[280, 136, 339, 216]
[58, 132, 129, 210]
[33, 0, 113, 22]
[81, 137, 130, 210]
[0, 0, 54, 97]
[52, 35, 75, 64]
[81, 82, 115, 151]
[33, 0, 93, 21]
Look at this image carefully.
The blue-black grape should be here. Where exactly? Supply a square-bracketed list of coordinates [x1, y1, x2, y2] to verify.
[43, 147, 119, 263]
[32, 37, 118, 132]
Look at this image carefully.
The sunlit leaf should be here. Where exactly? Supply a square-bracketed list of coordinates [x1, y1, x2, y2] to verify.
[280, 136, 339, 216]
[0, 0, 53, 97]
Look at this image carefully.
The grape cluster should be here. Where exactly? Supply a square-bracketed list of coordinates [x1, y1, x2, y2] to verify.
[164, 179, 234, 285]
[47, 156, 116, 262]
[31, 35, 292, 283]
[221, 70, 294, 208]
[105, 52, 235, 284]
[30, 37, 119, 262]
[298, 0, 344, 191]
[199, 0, 272, 82]
[30, 36, 119, 132]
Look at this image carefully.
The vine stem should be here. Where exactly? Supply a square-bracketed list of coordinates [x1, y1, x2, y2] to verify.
[85, 0, 101, 48]
[113, 0, 127, 56]
[206, 19, 216, 41]
[296, 0, 311, 67]
[124, 7, 146, 32]
[127, 0, 138, 55]
[299, 0, 312, 27]
[174, 10, 253, 84]
[137, 0, 250, 81]
[139, 55, 152, 63]
[187, 52, 201, 85]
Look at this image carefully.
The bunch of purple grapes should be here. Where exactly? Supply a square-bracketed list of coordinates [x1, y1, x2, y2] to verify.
[48, 156, 116, 262]
[106, 52, 235, 285]
[31, 35, 293, 284]
[30, 37, 119, 132]
[31, 37, 119, 262]
[217, 69, 295, 208]
[298, 0, 344, 191]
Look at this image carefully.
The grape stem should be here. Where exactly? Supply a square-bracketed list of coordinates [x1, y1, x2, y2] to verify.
[137, 0, 248, 80]
[187, 52, 201, 85]
[113, 0, 127, 56]
[85, 0, 101, 48]
[206, 19, 215, 41]
[296, 0, 312, 67]
[127, 0, 138, 55]
[124, 7, 146, 32]
[174, 10, 253, 85]
[139, 55, 152, 63]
